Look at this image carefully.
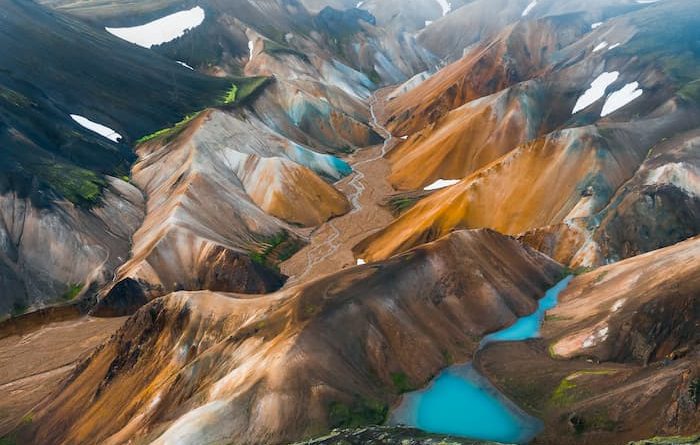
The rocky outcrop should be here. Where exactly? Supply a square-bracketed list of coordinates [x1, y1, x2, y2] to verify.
[23, 229, 562, 445]
[290, 425, 507, 445]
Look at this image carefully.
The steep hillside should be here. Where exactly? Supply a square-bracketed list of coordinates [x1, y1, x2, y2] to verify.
[381, 14, 590, 137]
[477, 236, 700, 444]
[21, 230, 562, 445]
[2, 1, 699, 445]
[0, 0, 270, 315]
[417, 0, 643, 61]
[97, 108, 352, 314]
[357, 0, 700, 265]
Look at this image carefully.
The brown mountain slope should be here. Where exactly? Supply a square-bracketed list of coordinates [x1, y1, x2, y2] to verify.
[358, 0, 700, 263]
[356, 98, 698, 262]
[0, 178, 144, 317]
[21, 229, 562, 445]
[477, 235, 700, 444]
[386, 80, 571, 190]
[417, 0, 644, 62]
[382, 14, 589, 137]
[521, 127, 700, 267]
[97, 108, 353, 315]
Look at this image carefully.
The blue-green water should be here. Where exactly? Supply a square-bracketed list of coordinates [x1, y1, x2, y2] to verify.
[390, 276, 573, 444]
[481, 275, 574, 346]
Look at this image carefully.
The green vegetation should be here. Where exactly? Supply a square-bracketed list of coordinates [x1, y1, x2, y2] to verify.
[11, 301, 28, 317]
[586, 409, 620, 432]
[594, 270, 610, 284]
[689, 378, 700, 405]
[551, 378, 577, 407]
[328, 399, 387, 428]
[562, 265, 594, 277]
[388, 196, 419, 215]
[222, 84, 238, 104]
[21, 412, 33, 425]
[36, 162, 107, 207]
[232, 76, 270, 104]
[442, 349, 454, 365]
[678, 79, 700, 104]
[390, 372, 414, 393]
[0, 87, 32, 108]
[136, 112, 201, 144]
[0, 436, 17, 445]
[250, 231, 289, 265]
[551, 370, 618, 407]
[263, 40, 309, 62]
[61, 283, 83, 301]
[365, 68, 381, 85]
[628, 435, 700, 445]
[136, 76, 269, 145]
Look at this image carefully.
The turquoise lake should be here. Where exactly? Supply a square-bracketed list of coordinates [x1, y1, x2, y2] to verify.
[389, 276, 574, 444]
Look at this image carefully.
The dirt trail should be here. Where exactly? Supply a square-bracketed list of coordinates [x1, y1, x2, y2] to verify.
[282, 95, 395, 284]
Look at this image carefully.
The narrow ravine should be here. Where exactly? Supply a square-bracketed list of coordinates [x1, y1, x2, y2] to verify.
[347, 95, 393, 215]
[390, 276, 574, 444]
[286, 94, 393, 283]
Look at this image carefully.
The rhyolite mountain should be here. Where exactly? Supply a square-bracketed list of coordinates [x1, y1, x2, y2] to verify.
[0, 0, 698, 444]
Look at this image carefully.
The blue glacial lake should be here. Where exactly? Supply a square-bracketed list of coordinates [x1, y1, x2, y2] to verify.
[389, 276, 573, 444]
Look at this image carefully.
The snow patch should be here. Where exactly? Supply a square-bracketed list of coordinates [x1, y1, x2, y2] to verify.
[582, 325, 609, 348]
[424, 179, 459, 191]
[388, 71, 431, 100]
[356, 259, 366, 265]
[106, 6, 205, 49]
[248, 41, 254, 60]
[608, 43, 621, 50]
[645, 162, 700, 197]
[436, 0, 451, 16]
[521, 0, 537, 17]
[572, 71, 619, 114]
[70, 114, 122, 142]
[593, 41, 608, 52]
[611, 299, 626, 312]
[601, 82, 643, 117]
[177, 61, 194, 70]
[591, 22, 603, 29]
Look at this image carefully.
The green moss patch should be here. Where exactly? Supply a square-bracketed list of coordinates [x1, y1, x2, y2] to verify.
[136, 76, 269, 145]
[61, 283, 83, 301]
[136, 112, 201, 144]
[390, 372, 414, 393]
[221, 84, 238, 104]
[36, 162, 107, 207]
[328, 399, 388, 429]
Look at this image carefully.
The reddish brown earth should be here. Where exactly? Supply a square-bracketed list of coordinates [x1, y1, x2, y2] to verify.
[18, 230, 562, 445]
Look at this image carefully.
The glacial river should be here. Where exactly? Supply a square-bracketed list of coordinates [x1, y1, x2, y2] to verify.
[389, 276, 574, 444]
